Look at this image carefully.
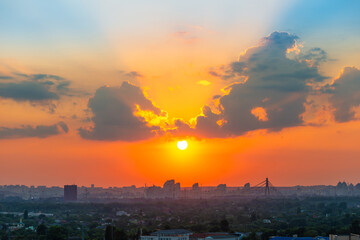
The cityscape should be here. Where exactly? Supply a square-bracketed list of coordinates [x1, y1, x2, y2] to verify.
[2, 180, 360, 201]
[1, 1, 360, 240]
[1, 181, 360, 240]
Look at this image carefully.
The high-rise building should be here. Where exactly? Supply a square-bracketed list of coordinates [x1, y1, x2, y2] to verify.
[64, 185, 77, 202]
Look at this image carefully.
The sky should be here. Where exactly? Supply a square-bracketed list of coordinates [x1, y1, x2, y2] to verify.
[0, 0, 360, 187]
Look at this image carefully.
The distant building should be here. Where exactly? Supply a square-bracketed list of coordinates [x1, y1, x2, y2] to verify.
[141, 229, 192, 240]
[192, 233, 240, 240]
[163, 180, 181, 198]
[216, 184, 227, 195]
[192, 183, 199, 190]
[145, 185, 162, 199]
[64, 185, 77, 202]
[330, 234, 360, 240]
[116, 210, 130, 216]
[145, 180, 181, 199]
[270, 236, 329, 240]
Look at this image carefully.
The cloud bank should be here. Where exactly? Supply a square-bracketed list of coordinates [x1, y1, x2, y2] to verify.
[79, 32, 360, 141]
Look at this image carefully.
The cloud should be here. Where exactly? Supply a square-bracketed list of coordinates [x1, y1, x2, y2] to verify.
[298, 47, 328, 67]
[197, 80, 211, 86]
[0, 72, 73, 102]
[328, 67, 360, 122]
[125, 71, 143, 79]
[79, 81, 162, 141]
[0, 122, 68, 139]
[173, 30, 199, 44]
[77, 32, 360, 142]
[0, 81, 60, 101]
[192, 32, 329, 137]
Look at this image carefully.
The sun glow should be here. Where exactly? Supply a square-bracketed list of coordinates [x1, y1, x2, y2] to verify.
[177, 140, 188, 150]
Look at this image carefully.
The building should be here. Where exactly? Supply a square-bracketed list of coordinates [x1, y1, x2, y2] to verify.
[270, 237, 329, 240]
[163, 180, 181, 198]
[191, 233, 240, 240]
[64, 185, 77, 202]
[141, 229, 192, 240]
[330, 235, 360, 240]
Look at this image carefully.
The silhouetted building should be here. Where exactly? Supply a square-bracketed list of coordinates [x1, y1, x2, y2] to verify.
[216, 184, 227, 195]
[192, 183, 199, 191]
[144, 180, 181, 199]
[64, 185, 77, 202]
[163, 180, 181, 198]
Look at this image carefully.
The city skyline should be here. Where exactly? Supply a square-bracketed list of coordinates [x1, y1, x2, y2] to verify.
[0, 1, 360, 187]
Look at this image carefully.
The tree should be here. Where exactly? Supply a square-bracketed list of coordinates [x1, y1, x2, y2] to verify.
[47, 226, 67, 240]
[105, 225, 114, 240]
[220, 219, 230, 232]
[23, 210, 28, 219]
[246, 232, 258, 240]
[114, 228, 128, 240]
[304, 230, 318, 237]
[37, 224, 47, 236]
[250, 212, 257, 222]
[105, 226, 128, 240]
[350, 219, 360, 234]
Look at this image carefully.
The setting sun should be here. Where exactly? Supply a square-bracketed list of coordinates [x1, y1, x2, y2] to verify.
[177, 140, 188, 150]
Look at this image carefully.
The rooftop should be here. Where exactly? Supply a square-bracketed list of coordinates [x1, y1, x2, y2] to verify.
[206, 236, 239, 239]
[270, 237, 329, 240]
[151, 229, 192, 236]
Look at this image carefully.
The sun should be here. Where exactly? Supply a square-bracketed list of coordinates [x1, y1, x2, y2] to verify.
[177, 140, 188, 150]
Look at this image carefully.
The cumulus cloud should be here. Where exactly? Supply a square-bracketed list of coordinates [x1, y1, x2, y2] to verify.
[0, 122, 68, 139]
[79, 81, 162, 141]
[191, 31, 327, 137]
[328, 67, 360, 122]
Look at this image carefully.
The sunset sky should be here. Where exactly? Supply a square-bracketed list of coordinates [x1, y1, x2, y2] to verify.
[1, 0, 360, 187]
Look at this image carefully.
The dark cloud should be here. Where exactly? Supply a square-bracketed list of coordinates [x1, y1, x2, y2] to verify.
[328, 67, 360, 122]
[193, 32, 328, 137]
[0, 75, 13, 80]
[0, 122, 68, 139]
[0, 72, 72, 102]
[125, 71, 143, 78]
[79, 81, 162, 141]
[0, 81, 59, 101]
[195, 106, 225, 138]
[208, 71, 220, 77]
[29, 74, 65, 81]
[298, 47, 328, 67]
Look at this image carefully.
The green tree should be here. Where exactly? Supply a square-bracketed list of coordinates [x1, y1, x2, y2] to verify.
[47, 226, 67, 240]
[23, 210, 28, 219]
[105, 226, 128, 240]
[37, 224, 47, 236]
[105, 225, 115, 240]
[220, 219, 230, 232]
[350, 219, 360, 234]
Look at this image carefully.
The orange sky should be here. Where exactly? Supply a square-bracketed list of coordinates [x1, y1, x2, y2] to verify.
[0, 1, 360, 187]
